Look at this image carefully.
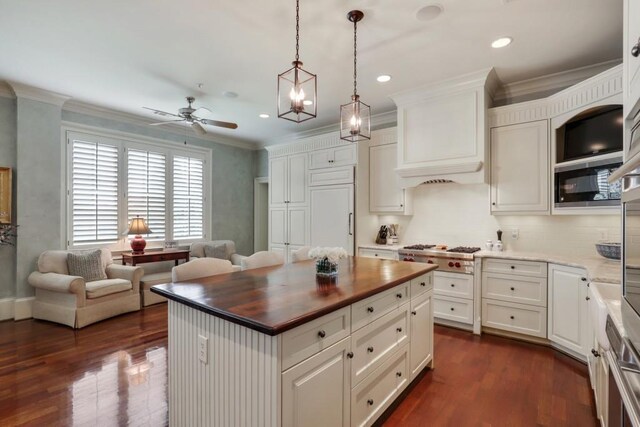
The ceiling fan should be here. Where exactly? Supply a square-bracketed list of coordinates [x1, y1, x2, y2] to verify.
[143, 96, 238, 136]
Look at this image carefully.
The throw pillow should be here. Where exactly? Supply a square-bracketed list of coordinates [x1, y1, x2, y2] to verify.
[203, 243, 228, 260]
[67, 249, 107, 282]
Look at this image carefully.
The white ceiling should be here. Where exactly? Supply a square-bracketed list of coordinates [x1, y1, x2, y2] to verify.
[0, 0, 622, 146]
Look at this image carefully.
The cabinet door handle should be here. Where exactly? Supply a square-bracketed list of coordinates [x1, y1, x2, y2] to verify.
[348, 212, 353, 236]
[586, 296, 591, 301]
[367, 306, 374, 313]
[420, 282, 426, 287]
[396, 327, 403, 333]
[591, 348, 601, 358]
[367, 346, 374, 353]
[396, 293, 403, 299]
[632, 38, 640, 57]
[396, 371, 402, 378]
[581, 277, 587, 282]
[347, 352, 354, 359]
[412, 310, 417, 315]
[367, 399, 374, 406]
[317, 330, 326, 338]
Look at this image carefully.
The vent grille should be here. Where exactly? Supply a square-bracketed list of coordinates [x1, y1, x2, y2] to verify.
[421, 179, 454, 185]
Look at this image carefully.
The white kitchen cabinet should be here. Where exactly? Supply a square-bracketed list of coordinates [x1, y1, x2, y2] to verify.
[270, 156, 287, 206]
[548, 263, 590, 358]
[269, 207, 308, 263]
[369, 143, 411, 214]
[309, 145, 357, 170]
[358, 247, 398, 260]
[490, 120, 549, 214]
[410, 289, 433, 380]
[625, 0, 640, 116]
[310, 184, 354, 255]
[282, 337, 351, 427]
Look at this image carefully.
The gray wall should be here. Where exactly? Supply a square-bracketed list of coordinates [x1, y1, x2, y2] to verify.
[253, 149, 268, 178]
[0, 97, 16, 298]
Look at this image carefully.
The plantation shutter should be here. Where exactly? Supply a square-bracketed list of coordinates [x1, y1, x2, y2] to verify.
[173, 155, 204, 239]
[71, 138, 119, 245]
[127, 148, 166, 240]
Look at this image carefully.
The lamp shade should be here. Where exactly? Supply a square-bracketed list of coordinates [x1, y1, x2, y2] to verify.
[127, 216, 151, 235]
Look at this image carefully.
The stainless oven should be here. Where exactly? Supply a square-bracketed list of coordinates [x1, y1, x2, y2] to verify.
[554, 157, 622, 208]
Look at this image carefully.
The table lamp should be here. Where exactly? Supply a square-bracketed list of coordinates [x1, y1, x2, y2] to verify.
[127, 216, 152, 254]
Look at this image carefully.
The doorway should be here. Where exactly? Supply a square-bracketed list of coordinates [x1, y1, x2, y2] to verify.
[254, 177, 269, 253]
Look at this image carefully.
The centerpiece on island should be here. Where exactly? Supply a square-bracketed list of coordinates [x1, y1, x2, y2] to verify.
[309, 247, 348, 277]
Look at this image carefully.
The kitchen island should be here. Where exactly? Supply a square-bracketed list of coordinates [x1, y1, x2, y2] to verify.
[152, 257, 436, 427]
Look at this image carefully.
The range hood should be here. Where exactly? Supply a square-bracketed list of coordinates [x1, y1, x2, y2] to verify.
[390, 68, 499, 188]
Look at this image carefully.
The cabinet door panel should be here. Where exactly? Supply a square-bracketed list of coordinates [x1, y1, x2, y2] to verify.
[490, 120, 549, 213]
[288, 207, 308, 247]
[282, 338, 351, 427]
[410, 290, 433, 380]
[288, 154, 307, 206]
[270, 157, 287, 206]
[309, 149, 333, 169]
[548, 264, 588, 356]
[310, 184, 354, 255]
[270, 208, 287, 245]
[370, 144, 404, 213]
[332, 145, 357, 167]
[626, 0, 640, 111]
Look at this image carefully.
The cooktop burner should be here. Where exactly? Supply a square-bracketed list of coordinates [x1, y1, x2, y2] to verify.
[446, 246, 481, 254]
[402, 244, 436, 250]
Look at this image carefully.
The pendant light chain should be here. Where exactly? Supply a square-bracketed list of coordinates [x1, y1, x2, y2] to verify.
[353, 19, 357, 97]
[295, 0, 300, 62]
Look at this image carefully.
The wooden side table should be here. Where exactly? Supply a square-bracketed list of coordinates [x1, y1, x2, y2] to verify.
[121, 250, 190, 267]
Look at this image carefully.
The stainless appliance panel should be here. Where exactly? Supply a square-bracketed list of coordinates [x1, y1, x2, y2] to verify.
[554, 158, 622, 208]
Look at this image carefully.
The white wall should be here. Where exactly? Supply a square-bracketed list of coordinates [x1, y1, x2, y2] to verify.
[364, 183, 621, 258]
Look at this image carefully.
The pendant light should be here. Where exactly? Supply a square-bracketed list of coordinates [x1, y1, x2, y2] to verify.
[277, 0, 317, 123]
[340, 10, 370, 142]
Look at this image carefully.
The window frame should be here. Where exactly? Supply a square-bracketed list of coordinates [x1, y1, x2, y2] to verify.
[64, 127, 212, 251]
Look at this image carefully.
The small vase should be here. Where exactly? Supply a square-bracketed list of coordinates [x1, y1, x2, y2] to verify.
[315, 257, 339, 277]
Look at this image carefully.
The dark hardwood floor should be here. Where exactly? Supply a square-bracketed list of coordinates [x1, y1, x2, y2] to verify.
[0, 305, 597, 426]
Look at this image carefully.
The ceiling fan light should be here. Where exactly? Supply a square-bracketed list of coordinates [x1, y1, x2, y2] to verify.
[192, 122, 207, 136]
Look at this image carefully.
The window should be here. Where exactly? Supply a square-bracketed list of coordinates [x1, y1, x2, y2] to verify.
[66, 130, 210, 249]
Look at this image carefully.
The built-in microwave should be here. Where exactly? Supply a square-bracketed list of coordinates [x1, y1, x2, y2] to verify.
[554, 157, 623, 208]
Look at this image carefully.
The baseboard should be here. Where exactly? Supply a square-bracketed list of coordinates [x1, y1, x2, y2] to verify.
[0, 298, 14, 321]
[13, 297, 34, 320]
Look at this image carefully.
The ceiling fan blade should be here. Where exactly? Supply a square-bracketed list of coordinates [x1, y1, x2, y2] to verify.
[142, 107, 181, 118]
[201, 118, 238, 130]
[192, 107, 212, 117]
[149, 120, 184, 126]
[192, 122, 207, 136]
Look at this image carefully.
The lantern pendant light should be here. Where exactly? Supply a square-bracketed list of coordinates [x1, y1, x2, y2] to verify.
[277, 0, 317, 123]
[340, 10, 371, 142]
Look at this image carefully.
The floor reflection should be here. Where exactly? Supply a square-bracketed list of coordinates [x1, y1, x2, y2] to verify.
[72, 347, 167, 426]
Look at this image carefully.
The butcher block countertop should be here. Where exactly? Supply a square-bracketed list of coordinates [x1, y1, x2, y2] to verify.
[151, 257, 435, 336]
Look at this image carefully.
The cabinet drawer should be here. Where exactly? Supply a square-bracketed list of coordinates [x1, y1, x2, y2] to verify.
[482, 299, 547, 338]
[482, 272, 547, 307]
[352, 283, 410, 331]
[282, 306, 351, 371]
[351, 304, 409, 387]
[410, 272, 433, 298]
[351, 345, 409, 427]
[433, 271, 473, 299]
[358, 247, 398, 260]
[309, 165, 354, 186]
[433, 295, 473, 325]
[483, 258, 547, 278]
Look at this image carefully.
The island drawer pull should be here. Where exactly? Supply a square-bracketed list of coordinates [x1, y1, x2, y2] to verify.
[510, 287, 515, 291]
[367, 306, 374, 313]
[317, 330, 326, 338]
[420, 282, 426, 287]
[450, 283, 455, 287]
[367, 399, 374, 406]
[396, 293, 403, 299]
[450, 308, 454, 311]
[367, 346, 374, 353]
[510, 265, 515, 269]
[411, 310, 417, 315]
[347, 352, 354, 359]
[396, 371, 402, 378]
[510, 315, 515, 320]
[396, 327, 402, 333]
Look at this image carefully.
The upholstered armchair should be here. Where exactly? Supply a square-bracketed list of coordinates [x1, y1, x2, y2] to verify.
[190, 240, 246, 268]
[240, 251, 284, 270]
[28, 249, 143, 328]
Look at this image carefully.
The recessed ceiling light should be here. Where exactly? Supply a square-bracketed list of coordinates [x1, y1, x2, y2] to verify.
[259, 113, 270, 118]
[223, 91, 238, 98]
[377, 75, 392, 83]
[491, 37, 512, 48]
[303, 100, 313, 106]
[416, 4, 444, 22]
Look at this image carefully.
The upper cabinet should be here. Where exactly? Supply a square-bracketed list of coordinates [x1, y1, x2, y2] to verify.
[369, 128, 412, 215]
[625, 0, 640, 118]
[269, 153, 307, 207]
[390, 69, 500, 187]
[490, 120, 549, 214]
[309, 145, 357, 170]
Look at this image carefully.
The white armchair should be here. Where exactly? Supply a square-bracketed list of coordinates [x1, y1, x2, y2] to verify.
[28, 249, 143, 328]
[291, 246, 312, 263]
[171, 258, 235, 282]
[241, 251, 285, 270]
[190, 240, 246, 267]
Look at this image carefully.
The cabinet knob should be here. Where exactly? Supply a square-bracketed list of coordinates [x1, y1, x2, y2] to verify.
[510, 315, 515, 320]
[591, 348, 601, 358]
[317, 330, 326, 338]
[400, 204, 404, 207]
[347, 352, 354, 359]
[510, 287, 515, 291]
[367, 399, 374, 406]
[632, 38, 640, 58]
[367, 346, 374, 353]
[367, 306, 374, 313]
[510, 265, 515, 269]
[450, 283, 455, 287]
[586, 296, 591, 301]
[581, 277, 587, 282]
[492, 202, 496, 206]
[450, 308, 454, 312]
[412, 310, 417, 315]
[396, 293, 403, 299]
[396, 371, 402, 378]
[396, 327, 403, 333]
[420, 282, 426, 287]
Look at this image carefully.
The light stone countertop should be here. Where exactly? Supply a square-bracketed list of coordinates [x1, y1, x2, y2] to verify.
[358, 244, 404, 251]
[475, 250, 621, 284]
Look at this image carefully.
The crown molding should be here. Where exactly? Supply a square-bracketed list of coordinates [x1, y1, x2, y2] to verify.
[494, 59, 622, 103]
[63, 99, 259, 150]
[7, 82, 70, 106]
[0, 81, 14, 99]
[260, 109, 397, 148]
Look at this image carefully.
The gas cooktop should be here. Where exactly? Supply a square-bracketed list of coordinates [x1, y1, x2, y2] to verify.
[446, 246, 481, 254]
[402, 244, 436, 250]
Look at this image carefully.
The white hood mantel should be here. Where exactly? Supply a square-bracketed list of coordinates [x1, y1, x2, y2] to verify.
[390, 68, 500, 188]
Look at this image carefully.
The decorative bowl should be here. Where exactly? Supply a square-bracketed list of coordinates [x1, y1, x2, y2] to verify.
[595, 242, 621, 260]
